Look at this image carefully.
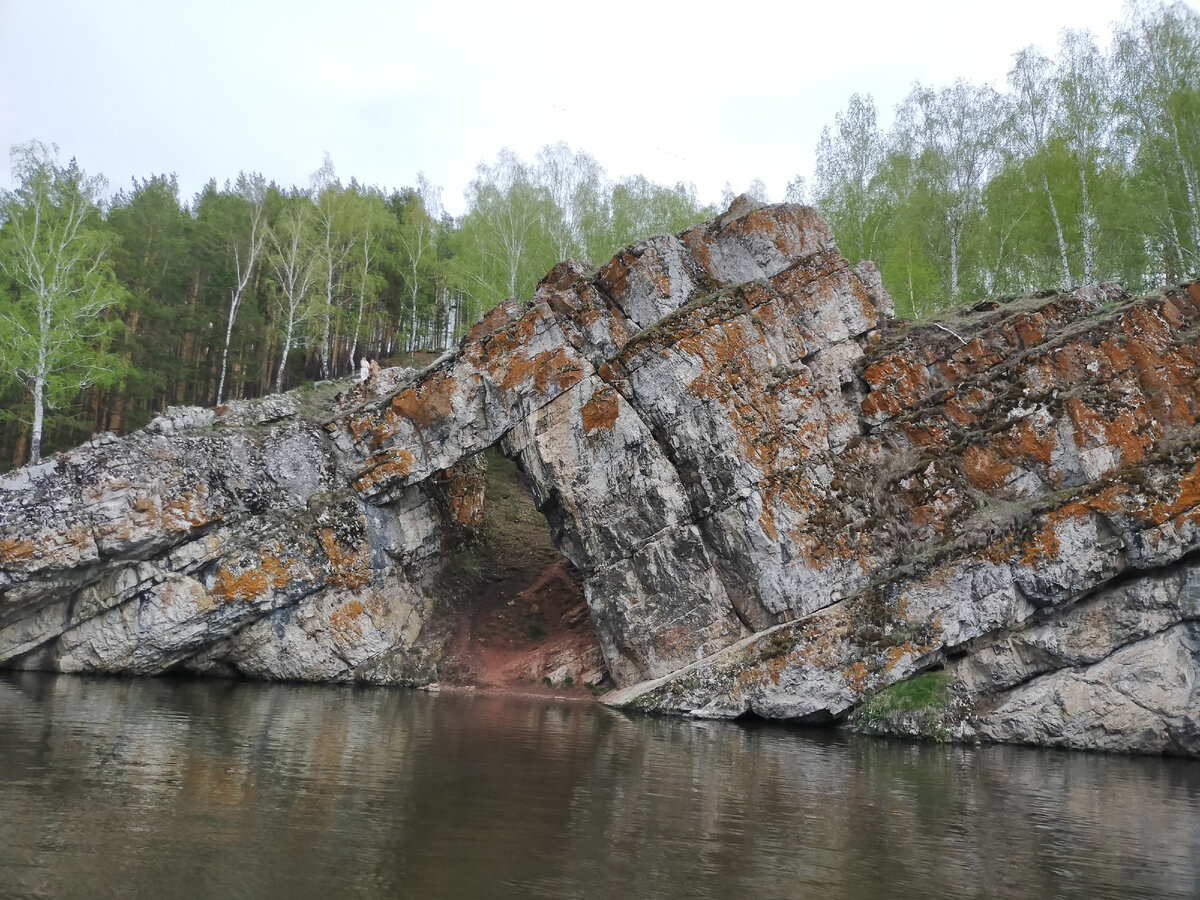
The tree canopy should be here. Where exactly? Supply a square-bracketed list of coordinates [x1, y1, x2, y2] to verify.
[806, 1, 1200, 316]
[0, 1, 1195, 467]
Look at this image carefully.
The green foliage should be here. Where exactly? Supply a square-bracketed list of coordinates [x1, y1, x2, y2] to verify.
[865, 670, 952, 714]
[858, 670, 956, 742]
[2, 3, 1196, 467]
[0, 141, 128, 463]
[0, 129, 731, 468]
[813, 1, 1200, 316]
[602, 175, 715, 261]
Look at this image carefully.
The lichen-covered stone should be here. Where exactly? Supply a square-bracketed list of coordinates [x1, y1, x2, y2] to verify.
[2, 198, 1198, 756]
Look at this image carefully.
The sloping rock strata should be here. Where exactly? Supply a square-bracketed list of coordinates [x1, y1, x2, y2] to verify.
[2, 199, 1197, 756]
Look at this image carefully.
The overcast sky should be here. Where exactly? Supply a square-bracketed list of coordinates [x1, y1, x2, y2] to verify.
[1, 0, 1182, 215]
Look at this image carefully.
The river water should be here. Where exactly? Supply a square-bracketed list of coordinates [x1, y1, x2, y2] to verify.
[1, 672, 1197, 900]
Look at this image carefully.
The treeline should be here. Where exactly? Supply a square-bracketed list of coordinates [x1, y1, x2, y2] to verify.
[0, 143, 715, 466]
[806, 1, 1200, 316]
[2, 2, 1196, 468]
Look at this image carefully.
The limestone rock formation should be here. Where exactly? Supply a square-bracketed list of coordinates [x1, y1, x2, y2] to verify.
[602, 276, 1200, 757]
[2, 199, 1198, 756]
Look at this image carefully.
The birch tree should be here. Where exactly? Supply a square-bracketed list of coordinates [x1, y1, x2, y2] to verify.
[1114, 2, 1200, 271]
[1054, 30, 1113, 285]
[895, 80, 1002, 300]
[1008, 47, 1073, 287]
[606, 175, 709, 258]
[534, 142, 605, 263]
[0, 141, 126, 464]
[461, 149, 555, 304]
[268, 195, 319, 393]
[814, 93, 887, 265]
[309, 155, 350, 380]
[343, 185, 392, 366]
[215, 172, 268, 404]
[396, 179, 439, 353]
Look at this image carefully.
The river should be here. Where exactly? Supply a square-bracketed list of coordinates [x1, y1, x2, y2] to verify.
[0, 672, 1197, 899]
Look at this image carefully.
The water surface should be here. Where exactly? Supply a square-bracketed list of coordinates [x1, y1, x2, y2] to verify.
[1, 672, 1197, 899]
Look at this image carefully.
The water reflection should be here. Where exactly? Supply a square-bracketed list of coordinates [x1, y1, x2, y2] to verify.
[0, 672, 1197, 899]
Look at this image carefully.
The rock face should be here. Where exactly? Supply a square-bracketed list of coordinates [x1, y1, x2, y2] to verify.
[2, 199, 1198, 756]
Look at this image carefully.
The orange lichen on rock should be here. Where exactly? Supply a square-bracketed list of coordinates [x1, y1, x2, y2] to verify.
[391, 370, 457, 429]
[351, 448, 417, 493]
[0, 537, 37, 564]
[1066, 398, 1156, 467]
[1014, 315, 1046, 349]
[162, 489, 214, 532]
[210, 549, 294, 604]
[671, 316, 808, 477]
[758, 477, 825, 553]
[496, 348, 585, 397]
[901, 480, 962, 535]
[1083, 482, 1129, 516]
[962, 445, 1016, 493]
[435, 459, 487, 530]
[346, 415, 372, 442]
[976, 533, 1018, 565]
[936, 335, 1012, 386]
[884, 644, 911, 673]
[260, 554, 293, 589]
[861, 352, 931, 421]
[211, 566, 270, 603]
[1019, 502, 1092, 568]
[320, 526, 371, 589]
[844, 660, 870, 693]
[992, 417, 1056, 466]
[1143, 460, 1200, 527]
[944, 387, 991, 427]
[597, 250, 636, 300]
[898, 421, 952, 452]
[329, 599, 367, 639]
[581, 388, 620, 436]
[327, 592, 389, 643]
[461, 300, 520, 348]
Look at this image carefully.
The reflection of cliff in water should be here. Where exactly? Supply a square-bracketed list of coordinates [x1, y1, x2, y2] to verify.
[2, 671, 1198, 899]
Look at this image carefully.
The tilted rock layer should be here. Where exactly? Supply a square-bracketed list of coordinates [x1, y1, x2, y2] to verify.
[2, 200, 1198, 756]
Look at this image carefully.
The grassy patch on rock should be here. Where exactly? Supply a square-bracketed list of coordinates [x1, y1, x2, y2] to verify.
[851, 669, 960, 743]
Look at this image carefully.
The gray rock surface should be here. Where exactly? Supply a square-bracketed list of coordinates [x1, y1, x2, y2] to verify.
[3, 198, 1199, 756]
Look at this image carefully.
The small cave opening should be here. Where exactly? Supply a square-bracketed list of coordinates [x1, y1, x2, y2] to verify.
[734, 707, 843, 731]
[432, 447, 611, 698]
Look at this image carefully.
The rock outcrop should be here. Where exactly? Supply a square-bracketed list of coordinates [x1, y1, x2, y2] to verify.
[2, 199, 1198, 756]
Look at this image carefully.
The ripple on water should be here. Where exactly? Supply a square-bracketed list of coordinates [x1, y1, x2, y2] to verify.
[0, 672, 1197, 900]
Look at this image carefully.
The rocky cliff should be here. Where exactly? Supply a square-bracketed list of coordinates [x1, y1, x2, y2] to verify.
[2, 199, 1197, 756]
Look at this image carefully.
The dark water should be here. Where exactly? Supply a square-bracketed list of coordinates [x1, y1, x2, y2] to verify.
[1, 673, 1197, 900]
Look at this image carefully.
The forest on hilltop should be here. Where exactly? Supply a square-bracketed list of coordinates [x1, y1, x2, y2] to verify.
[0, 1, 1196, 468]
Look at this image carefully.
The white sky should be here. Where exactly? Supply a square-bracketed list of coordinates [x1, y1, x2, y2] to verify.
[0, 0, 1184, 216]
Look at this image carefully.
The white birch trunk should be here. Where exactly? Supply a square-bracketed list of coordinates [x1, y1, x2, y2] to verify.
[275, 304, 295, 395]
[1043, 173, 1072, 289]
[948, 222, 960, 301]
[216, 296, 239, 405]
[409, 281, 418, 357]
[216, 186, 266, 405]
[29, 372, 45, 465]
[1079, 165, 1096, 285]
[349, 232, 370, 366]
[1165, 116, 1200, 258]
